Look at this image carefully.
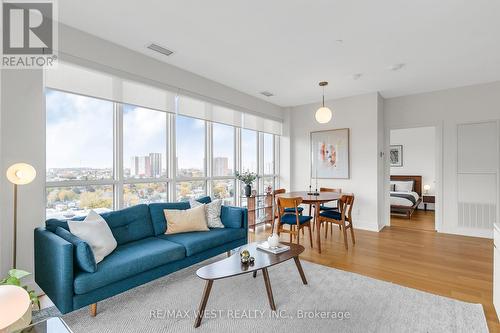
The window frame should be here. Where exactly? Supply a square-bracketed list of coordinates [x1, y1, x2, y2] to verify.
[45, 89, 280, 216]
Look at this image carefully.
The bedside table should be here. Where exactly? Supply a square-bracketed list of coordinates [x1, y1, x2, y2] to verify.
[422, 195, 435, 211]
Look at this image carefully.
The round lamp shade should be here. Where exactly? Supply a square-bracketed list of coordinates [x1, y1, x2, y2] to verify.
[423, 184, 431, 192]
[315, 106, 332, 124]
[6, 163, 36, 185]
[0, 285, 32, 332]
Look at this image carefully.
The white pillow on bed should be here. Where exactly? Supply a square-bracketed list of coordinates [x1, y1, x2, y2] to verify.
[391, 181, 414, 192]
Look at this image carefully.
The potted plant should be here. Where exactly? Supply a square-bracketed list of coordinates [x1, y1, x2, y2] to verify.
[0, 269, 40, 331]
[1, 269, 39, 309]
[236, 171, 257, 197]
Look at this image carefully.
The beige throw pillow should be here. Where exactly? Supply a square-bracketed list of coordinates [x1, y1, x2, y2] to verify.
[164, 205, 209, 234]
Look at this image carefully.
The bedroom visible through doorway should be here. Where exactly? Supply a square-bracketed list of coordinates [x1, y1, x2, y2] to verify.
[389, 126, 437, 232]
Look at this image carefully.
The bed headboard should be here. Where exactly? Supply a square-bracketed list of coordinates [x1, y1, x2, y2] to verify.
[390, 175, 422, 196]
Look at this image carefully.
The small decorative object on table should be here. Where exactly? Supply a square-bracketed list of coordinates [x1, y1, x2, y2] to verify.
[257, 241, 290, 254]
[236, 171, 257, 197]
[267, 233, 280, 248]
[266, 185, 273, 194]
[240, 249, 250, 264]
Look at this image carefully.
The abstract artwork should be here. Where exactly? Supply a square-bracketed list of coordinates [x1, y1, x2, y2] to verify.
[310, 128, 350, 179]
[390, 145, 403, 167]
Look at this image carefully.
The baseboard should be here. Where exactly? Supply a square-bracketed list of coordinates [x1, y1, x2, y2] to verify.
[354, 222, 382, 232]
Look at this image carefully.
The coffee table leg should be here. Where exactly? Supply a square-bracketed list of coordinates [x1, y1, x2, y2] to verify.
[293, 256, 308, 285]
[262, 267, 276, 311]
[253, 270, 257, 278]
[194, 279, 213, 328]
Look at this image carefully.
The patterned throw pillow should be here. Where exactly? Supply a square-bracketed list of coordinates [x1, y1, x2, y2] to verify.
[190, 199, 225, 228]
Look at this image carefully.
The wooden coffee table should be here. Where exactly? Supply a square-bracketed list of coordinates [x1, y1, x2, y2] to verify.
[194, 242, 306, 327]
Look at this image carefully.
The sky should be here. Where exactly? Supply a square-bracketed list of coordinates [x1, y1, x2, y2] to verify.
[46, 90, 255, 171]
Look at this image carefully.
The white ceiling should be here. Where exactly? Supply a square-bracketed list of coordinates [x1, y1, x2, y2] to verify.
[58, 0, 500, 107]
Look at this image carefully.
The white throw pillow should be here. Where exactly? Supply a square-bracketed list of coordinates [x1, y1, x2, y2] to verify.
[393, 181, 414, 192]
[190, 199, 225, 228]
[67, 210, 117, 264]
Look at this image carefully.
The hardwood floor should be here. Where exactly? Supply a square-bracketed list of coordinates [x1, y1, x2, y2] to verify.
[391, 209, 435, 231]
[250, 220, 498, 332]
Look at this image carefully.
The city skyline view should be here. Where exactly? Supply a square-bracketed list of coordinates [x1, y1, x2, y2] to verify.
[45, 89, 277, 219]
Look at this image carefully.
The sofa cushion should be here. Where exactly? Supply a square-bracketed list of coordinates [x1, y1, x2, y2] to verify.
[158, 228, 246, 256]
[74, 237, 185, 295]
[195, 196, 212, 204]
[220, 206, 245, 228]
[47, 205, 154, 246]
[149, 202, 191, 235]
[55, 227, 97, 273]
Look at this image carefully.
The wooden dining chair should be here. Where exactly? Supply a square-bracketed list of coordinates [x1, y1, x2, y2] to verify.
[273, 189, 305, 235]
[319, 187, 342, 211]
[317, 194, 355, 249]
[277, 197, 313, 248]
[317, 187, 342, 233]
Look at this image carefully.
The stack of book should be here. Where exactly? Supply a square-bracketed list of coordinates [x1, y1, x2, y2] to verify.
[256, 241, 290, 254]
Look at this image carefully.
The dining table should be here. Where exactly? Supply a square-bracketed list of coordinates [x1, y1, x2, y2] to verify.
[275, 191, 346, 253]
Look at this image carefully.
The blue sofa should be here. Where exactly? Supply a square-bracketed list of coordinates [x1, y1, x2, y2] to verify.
[34, 197, 248, 314]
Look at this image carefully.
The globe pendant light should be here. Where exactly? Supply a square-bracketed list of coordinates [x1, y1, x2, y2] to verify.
[315, 81, 332, 124]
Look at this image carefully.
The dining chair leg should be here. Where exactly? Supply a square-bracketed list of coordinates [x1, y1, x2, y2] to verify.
[308, 224, 313, 248]
[350, 222, 356, 244]
[342, 220, 349, 250]
[331, 222, 333, 236]
[289, 227, 293, 243]
[324, 221, 329, 239]
[296, 227, 300, 245]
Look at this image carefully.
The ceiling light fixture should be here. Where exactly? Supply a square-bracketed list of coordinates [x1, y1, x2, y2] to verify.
[315, 81, 332, 124]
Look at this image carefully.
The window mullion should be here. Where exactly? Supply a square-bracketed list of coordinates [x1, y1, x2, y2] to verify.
[114, 102, 124, 209]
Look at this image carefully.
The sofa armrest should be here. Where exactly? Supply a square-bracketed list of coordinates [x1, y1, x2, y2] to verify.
[34, 227, 74, 314]
[220, 206, 248, 230]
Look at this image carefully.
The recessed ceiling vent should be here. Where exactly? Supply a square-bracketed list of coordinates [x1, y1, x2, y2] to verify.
[260, 91, 274, 97]
[147, 43, 174, 56]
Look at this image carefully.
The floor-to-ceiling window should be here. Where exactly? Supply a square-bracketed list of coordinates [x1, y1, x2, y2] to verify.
[46, 90, 114, 219]
[175, 115, 206, 201]
[45, 88, 280, 218]
[122, 105, 168, 207]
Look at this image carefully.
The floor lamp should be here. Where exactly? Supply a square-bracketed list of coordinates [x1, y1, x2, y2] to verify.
[6, 163, 36, 269]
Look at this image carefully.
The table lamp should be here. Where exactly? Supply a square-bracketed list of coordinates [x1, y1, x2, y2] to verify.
[423, 184, 431, 194]
[6, 163, 36, 268]
[0, 285, 32, 332]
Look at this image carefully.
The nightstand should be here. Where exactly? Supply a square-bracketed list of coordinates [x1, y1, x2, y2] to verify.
[422, 195, 435, 211]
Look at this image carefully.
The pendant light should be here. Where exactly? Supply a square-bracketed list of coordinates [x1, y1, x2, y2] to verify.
[315, 81, 332, 124]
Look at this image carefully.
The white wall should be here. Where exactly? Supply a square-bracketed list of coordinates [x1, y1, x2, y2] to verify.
[0, 69, 45, 279]
[385, 81, 500, 238]
[390, 126, 436, 209]
[289, 93, 384, 231]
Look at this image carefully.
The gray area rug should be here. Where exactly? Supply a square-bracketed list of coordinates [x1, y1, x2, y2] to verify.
[42, 256, 487, 332]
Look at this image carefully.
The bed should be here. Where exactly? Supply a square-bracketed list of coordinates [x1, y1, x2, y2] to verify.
[390, 175, 422, 219]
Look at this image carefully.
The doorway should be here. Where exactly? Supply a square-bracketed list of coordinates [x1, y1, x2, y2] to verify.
[389, 126, 438, 231]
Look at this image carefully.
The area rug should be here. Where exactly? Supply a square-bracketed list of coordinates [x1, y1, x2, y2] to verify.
[44, 256, 486, 332]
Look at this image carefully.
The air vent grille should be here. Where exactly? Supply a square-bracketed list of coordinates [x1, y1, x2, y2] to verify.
[147, 43, 174, 56]
[260, 91, 274, 97]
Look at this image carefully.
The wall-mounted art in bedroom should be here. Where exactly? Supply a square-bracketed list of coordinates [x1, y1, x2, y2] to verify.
[310, 128, 350, 179]
[390, 145, 403, 167]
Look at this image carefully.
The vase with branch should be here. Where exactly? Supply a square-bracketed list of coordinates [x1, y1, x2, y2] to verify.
[236, 171, 257, 197]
